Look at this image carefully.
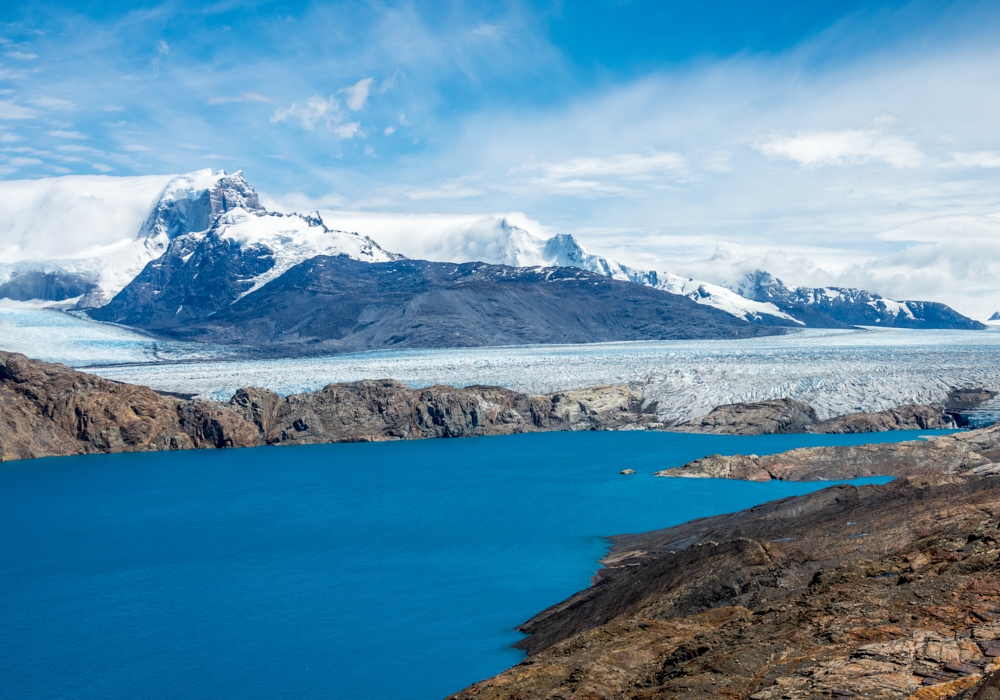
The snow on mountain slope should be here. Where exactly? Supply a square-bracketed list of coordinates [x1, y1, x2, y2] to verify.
[0, 173, 174, 263]
[205, 208, 400, 298]
[89, 208, 403, 330]
[0, 169, 265, 307]
[389, 216, 800, 325]
[652, 272, 803, 325]
[75, 170, 266, 307]
[737, 270, 986, 330]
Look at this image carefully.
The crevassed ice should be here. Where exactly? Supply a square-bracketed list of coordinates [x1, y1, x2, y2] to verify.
[4, 304, 997, 424]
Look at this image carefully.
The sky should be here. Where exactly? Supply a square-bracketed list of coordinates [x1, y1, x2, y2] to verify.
[1, 0, 1000, 318]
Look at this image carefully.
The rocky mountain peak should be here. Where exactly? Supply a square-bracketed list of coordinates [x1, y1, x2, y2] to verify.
[138, 169, 264, 243]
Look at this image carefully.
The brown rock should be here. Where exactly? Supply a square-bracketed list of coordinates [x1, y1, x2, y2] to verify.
[673, 397, 819, 435]
[657, 425, 1000, 481]
[0, 350, 259, 460]
[449, 473, 1000, 700]
[1, 351, 656, 461]
[816, 403, 954, 434]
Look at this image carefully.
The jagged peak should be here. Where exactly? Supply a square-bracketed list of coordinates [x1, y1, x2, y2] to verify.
[138, 169, 264, 242]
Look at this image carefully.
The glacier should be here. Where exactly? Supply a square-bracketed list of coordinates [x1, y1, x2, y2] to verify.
[5, 303, 999, 424]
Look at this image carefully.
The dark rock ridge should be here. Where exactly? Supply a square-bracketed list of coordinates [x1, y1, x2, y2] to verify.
[673, 397, 954, 435]
[91, 254, 779, 351]
[0, 270, 92, 302]
[657, 425, 999, 481]
[452, 427, 1000, 699]
[0, 351, 655, 462]
[737, 269, 986, 330]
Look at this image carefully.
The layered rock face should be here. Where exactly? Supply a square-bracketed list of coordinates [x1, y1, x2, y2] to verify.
[0, 351, 653, 461]
[674, 397, 954, 436]
[229, 381, 651, 443]
[0, 351, 261, 461]
[658, 424, 1000, 481]
[452, 471, 1000, 700]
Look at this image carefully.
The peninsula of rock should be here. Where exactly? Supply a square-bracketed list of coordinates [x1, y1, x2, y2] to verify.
[453, 424, 1000, 700]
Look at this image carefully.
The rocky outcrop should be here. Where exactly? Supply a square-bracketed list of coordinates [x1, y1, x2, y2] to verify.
[673, 398, 819, 435]
[229, 381, 651, 444]
[451, 471, 1000, 700]
[657, 424, 1000, 481]
[674, 398, 954, 435]
[815, 402, 955, 433]
[0, 351, 654, 461]
[0, 350, 259, 460]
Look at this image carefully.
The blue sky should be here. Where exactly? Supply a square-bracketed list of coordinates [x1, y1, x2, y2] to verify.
[2, 0, 1000, 316]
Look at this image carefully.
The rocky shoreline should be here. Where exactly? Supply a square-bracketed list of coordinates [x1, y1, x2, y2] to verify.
[453, 424, 1000, 700]
[2, 350, 982, 463]
[0, 350, 658, 461]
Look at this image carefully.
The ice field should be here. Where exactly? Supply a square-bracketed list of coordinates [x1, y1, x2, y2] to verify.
[3, 304, 1000, 422]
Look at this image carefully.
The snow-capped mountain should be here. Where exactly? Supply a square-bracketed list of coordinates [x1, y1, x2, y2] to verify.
[89, 207, 400, 330]
[0, 170, 265, 307]
[0, 170, 985, 333]
[737, 270, 986, 330]
[438, 218, 801, 325]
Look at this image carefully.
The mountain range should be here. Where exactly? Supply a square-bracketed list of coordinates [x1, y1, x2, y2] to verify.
[0, 169, 987, 354]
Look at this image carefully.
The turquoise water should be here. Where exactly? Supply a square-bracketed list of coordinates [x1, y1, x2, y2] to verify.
[0, 430, 940, 699]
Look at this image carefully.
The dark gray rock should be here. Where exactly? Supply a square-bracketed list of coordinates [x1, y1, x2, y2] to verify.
[93, 254, 781, 351]
[0, 270, 92, 302]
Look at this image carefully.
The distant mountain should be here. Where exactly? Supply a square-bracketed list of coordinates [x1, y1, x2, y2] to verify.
[737, 270, 986, 330]
[1, 169, 985, 335]
[91, 254, 777, 352]
[453, 219, 802, 326]
[990, 312, 1000, 322]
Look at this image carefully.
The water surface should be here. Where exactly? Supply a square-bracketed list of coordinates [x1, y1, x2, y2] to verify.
[1, 430, 940, 699]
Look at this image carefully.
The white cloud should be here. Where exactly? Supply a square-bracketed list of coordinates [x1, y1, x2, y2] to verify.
[29, 96, 74, 110]
[536, 152, 686, 179]
[47, 130, 87, 139]
[517, 151, 687, 195]
[946, 151, 1000, 169]
[405, 176, 485, 200]
[157, 40, 169, 55]
[271, 94, 361, 138]
[756, 129, 925, 168]
[7, 51, 37, 60]
[0, 101, 36, 120]
[343, 77, 374, 111]
[91, 163, 113, 172]
[7, 156, 43, 166]
[208, 92, 274, 105]
[0, 173, 174, 263]
[384, 125, 395, 135]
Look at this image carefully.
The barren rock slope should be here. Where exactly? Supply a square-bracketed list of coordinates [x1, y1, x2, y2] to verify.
[0, 351, 654, 461]
[452, 467, 1000, 700]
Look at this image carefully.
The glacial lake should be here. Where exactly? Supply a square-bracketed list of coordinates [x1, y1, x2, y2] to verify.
[0, 429, 946, 699]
